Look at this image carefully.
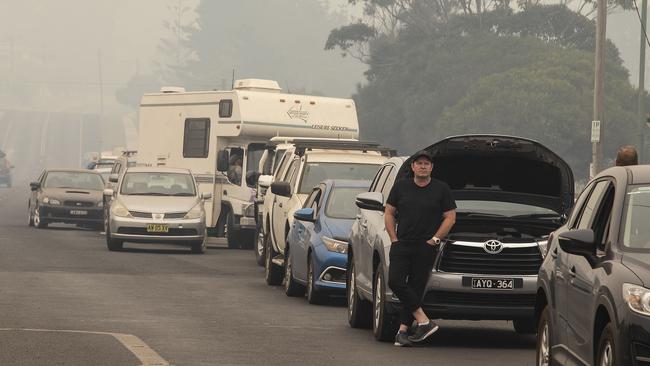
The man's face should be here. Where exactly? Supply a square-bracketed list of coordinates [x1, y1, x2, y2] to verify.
[411, 157, 433, 178]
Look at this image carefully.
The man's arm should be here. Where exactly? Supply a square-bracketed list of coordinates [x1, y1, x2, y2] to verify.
[384, 203, 398, 243]
[427, 209, 456, 245]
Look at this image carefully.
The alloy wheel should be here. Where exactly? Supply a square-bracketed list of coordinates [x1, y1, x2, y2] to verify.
[307, 259, 314, 296]
[33, 207, 41, 227]
[600, 341, 613, 366]
[348, 263, 356, 317]
[284, 251, 292, 291]
[537, 321, 550, 366]
[374, 274, 382, 331]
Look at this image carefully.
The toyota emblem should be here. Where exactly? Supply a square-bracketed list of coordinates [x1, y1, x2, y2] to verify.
[483, 240, 504, 254]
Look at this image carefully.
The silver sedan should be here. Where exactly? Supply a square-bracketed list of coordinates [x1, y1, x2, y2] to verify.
[104, 167, 211, 253]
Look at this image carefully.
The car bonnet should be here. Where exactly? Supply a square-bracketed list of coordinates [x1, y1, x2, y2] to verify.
[399, 135, 574, 214]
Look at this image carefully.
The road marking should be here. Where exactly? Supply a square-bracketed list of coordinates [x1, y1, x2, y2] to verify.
[0, 328, 170, 366]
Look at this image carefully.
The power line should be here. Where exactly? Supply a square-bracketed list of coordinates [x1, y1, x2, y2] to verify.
[633, 0, 650, 49]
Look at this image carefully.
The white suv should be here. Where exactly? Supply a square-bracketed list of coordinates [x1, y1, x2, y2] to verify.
[260, 139, 394, 285]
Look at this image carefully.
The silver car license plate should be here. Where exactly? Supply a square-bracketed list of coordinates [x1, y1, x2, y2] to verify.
[70, 210, 88, 215]
[471, 278, 515, 290]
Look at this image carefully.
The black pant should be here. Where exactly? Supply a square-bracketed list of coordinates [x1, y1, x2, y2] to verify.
[388, 240, 437, 327]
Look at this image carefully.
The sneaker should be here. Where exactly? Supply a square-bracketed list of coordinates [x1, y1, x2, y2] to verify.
[408, 321, 439, 343]
[394, 332, 412, 347]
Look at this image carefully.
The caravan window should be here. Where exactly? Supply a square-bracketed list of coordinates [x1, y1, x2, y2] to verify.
[219, 100, 233, 118]
[183, 118, 210, 158]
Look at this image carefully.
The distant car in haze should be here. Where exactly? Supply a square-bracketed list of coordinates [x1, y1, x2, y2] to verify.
[28, 169, 105, 229]
[0, 150, 14, 188]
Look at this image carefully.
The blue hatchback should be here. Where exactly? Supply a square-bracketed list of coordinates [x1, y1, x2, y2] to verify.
[284, 179, 371, 304]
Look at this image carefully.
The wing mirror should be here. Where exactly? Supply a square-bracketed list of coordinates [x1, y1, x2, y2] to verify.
[201, 192, 213, 200]
[103, 188, 114, 197]
[355, 192, 384, 211]
[271, 181, 291, 198]
[108, 174, 119, 183]
[29, 181, 41, 191]
[558, 229, 596, 261]
[258, 174, 273, 189]
[294, 208, 315, 222]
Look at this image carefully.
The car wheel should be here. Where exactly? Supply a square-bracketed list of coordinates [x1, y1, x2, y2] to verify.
[33, 206, 48, 228]
[284, 246, 305, 297]
[28, 203, 34, 227]
[105, 223, 123, 251]
[306, 253, 325, 305]
[536, 305, 552, 366]
[254, 227, 266, 266]
[513, 318, 537, 334]
[347, 257, 372, 328]
[264, 235, 283, 285]
[226, 211, 241, 249]
[372, 268, 398, 342]
[596, 323, 616, 366]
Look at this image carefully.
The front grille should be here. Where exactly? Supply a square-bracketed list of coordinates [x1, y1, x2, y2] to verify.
[130, 211, 152, 218]
[117, 227, 198, 236]
[439, 243, 543, 275]
[45, 207, 102, 219]
[63, 201, 95, 207]
[633, 343, 650, 366]
[423, 290, 536, 307]
[164, 212, 187, 219]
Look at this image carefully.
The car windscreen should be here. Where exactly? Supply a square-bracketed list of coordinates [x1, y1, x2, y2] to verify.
[325, 187, 368, 219]
[43, 171, 104, 190]
[456, 200, 559, 218]
[120, 172, 196, 196]
[95, 163, 114, 170]
[298, 163, 380, 194]
[623, 185, 650, 249]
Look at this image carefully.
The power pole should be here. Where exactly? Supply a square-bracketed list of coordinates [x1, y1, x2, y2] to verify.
[639, 0, 648, 163]
[592, 0, 607, 176]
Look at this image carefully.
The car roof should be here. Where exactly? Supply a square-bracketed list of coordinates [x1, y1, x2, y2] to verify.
[598, 165, 650, 185]
[125, 166, 191, 174]
[46, 169, 101, 174]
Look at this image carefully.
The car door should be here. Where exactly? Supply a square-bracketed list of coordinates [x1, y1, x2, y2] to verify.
[272, 158, 299, 252]
[292, 187, 322, 281]
[566, 179, 614, 361]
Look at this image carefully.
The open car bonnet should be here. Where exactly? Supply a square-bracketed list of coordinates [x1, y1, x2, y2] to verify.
[399, 135, 574, 214]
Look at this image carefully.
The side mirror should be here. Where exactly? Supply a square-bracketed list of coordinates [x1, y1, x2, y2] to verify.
[558, 229, 596, 258]
[294, 208, 315, 222]
[217, 150, 230, 172]
[258, 175, 273, 188]
[108, 174, 119, 183]
[271, 181, 292, 198]
[29, 181, 40, 191]
[201, 192, 213, 200]
[103, 188, 114, 197]
[246, 171, 261, 188]
[356, 192, 385, 211]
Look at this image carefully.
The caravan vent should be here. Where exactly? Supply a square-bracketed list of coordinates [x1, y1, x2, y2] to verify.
[234, 79, 281, 93]
[160, 86, 186, 93]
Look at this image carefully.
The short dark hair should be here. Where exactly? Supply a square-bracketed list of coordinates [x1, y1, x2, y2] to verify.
[616, 145, 638, 166]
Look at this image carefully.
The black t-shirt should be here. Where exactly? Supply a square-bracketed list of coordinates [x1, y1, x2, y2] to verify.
[386, 178, 456, 242]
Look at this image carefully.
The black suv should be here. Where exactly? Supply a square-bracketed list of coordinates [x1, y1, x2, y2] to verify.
[536, 165, 650, 366]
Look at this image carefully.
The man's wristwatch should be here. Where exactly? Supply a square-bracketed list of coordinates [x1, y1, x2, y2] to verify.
[430, 236, 441, 245]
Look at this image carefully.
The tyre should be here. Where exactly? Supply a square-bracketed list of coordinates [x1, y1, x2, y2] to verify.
[284, 246, 305, 297]
[264, 235, 283, 285]
[596, 323, 616, 366]
[191, 234, 207, 254]
[33, 206, 48, 229]
[254, 227, 266, 266]
[239, 229, 256, 250]
[307, 253, 326, 305]
[513, 318, 537, 334]
[28, 204, 34, 227]
[347, 258, 372, 328]
[372, 268, 398, 342]
[536, 305, 552, 366]
[226, 211, 241, 249]
[105, 224, 123, 251]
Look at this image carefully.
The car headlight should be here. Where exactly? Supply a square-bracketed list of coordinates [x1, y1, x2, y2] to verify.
[184, 203, 204, 219]
[111, 201, 131, 218]
[243, 203, 255, 218]
[322, 236, 348, 254]
[537, 240, 549, 258]
[624, 283, 650, 316]
[43, 197, 61, 205]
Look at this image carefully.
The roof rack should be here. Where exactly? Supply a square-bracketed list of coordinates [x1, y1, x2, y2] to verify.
[290, 139, 396, 157]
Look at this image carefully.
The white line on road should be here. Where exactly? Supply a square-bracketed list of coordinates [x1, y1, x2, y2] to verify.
[0, 328, 170, 366]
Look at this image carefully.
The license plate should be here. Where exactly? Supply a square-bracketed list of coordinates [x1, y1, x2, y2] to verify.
[146, 224, 169, 233]
[70, 210, 88, 215]
[471, 278, 515, 290]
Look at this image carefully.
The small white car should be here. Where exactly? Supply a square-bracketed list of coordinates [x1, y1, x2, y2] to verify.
[104, 167, 211, 253]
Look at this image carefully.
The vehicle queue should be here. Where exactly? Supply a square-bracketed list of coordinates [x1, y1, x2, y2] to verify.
[19, 79, 650, 366]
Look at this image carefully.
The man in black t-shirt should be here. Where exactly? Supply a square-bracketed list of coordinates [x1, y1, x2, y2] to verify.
[385, 150, 456, 347]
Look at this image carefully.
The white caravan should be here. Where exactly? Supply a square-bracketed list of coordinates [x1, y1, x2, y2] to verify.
[137, 79, 359, 248]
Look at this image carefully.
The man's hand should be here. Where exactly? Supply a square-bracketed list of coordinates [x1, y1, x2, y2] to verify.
[426, 237, 441, 246]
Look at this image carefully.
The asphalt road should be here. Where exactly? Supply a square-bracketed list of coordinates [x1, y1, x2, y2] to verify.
[0, 185, 537, 366]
